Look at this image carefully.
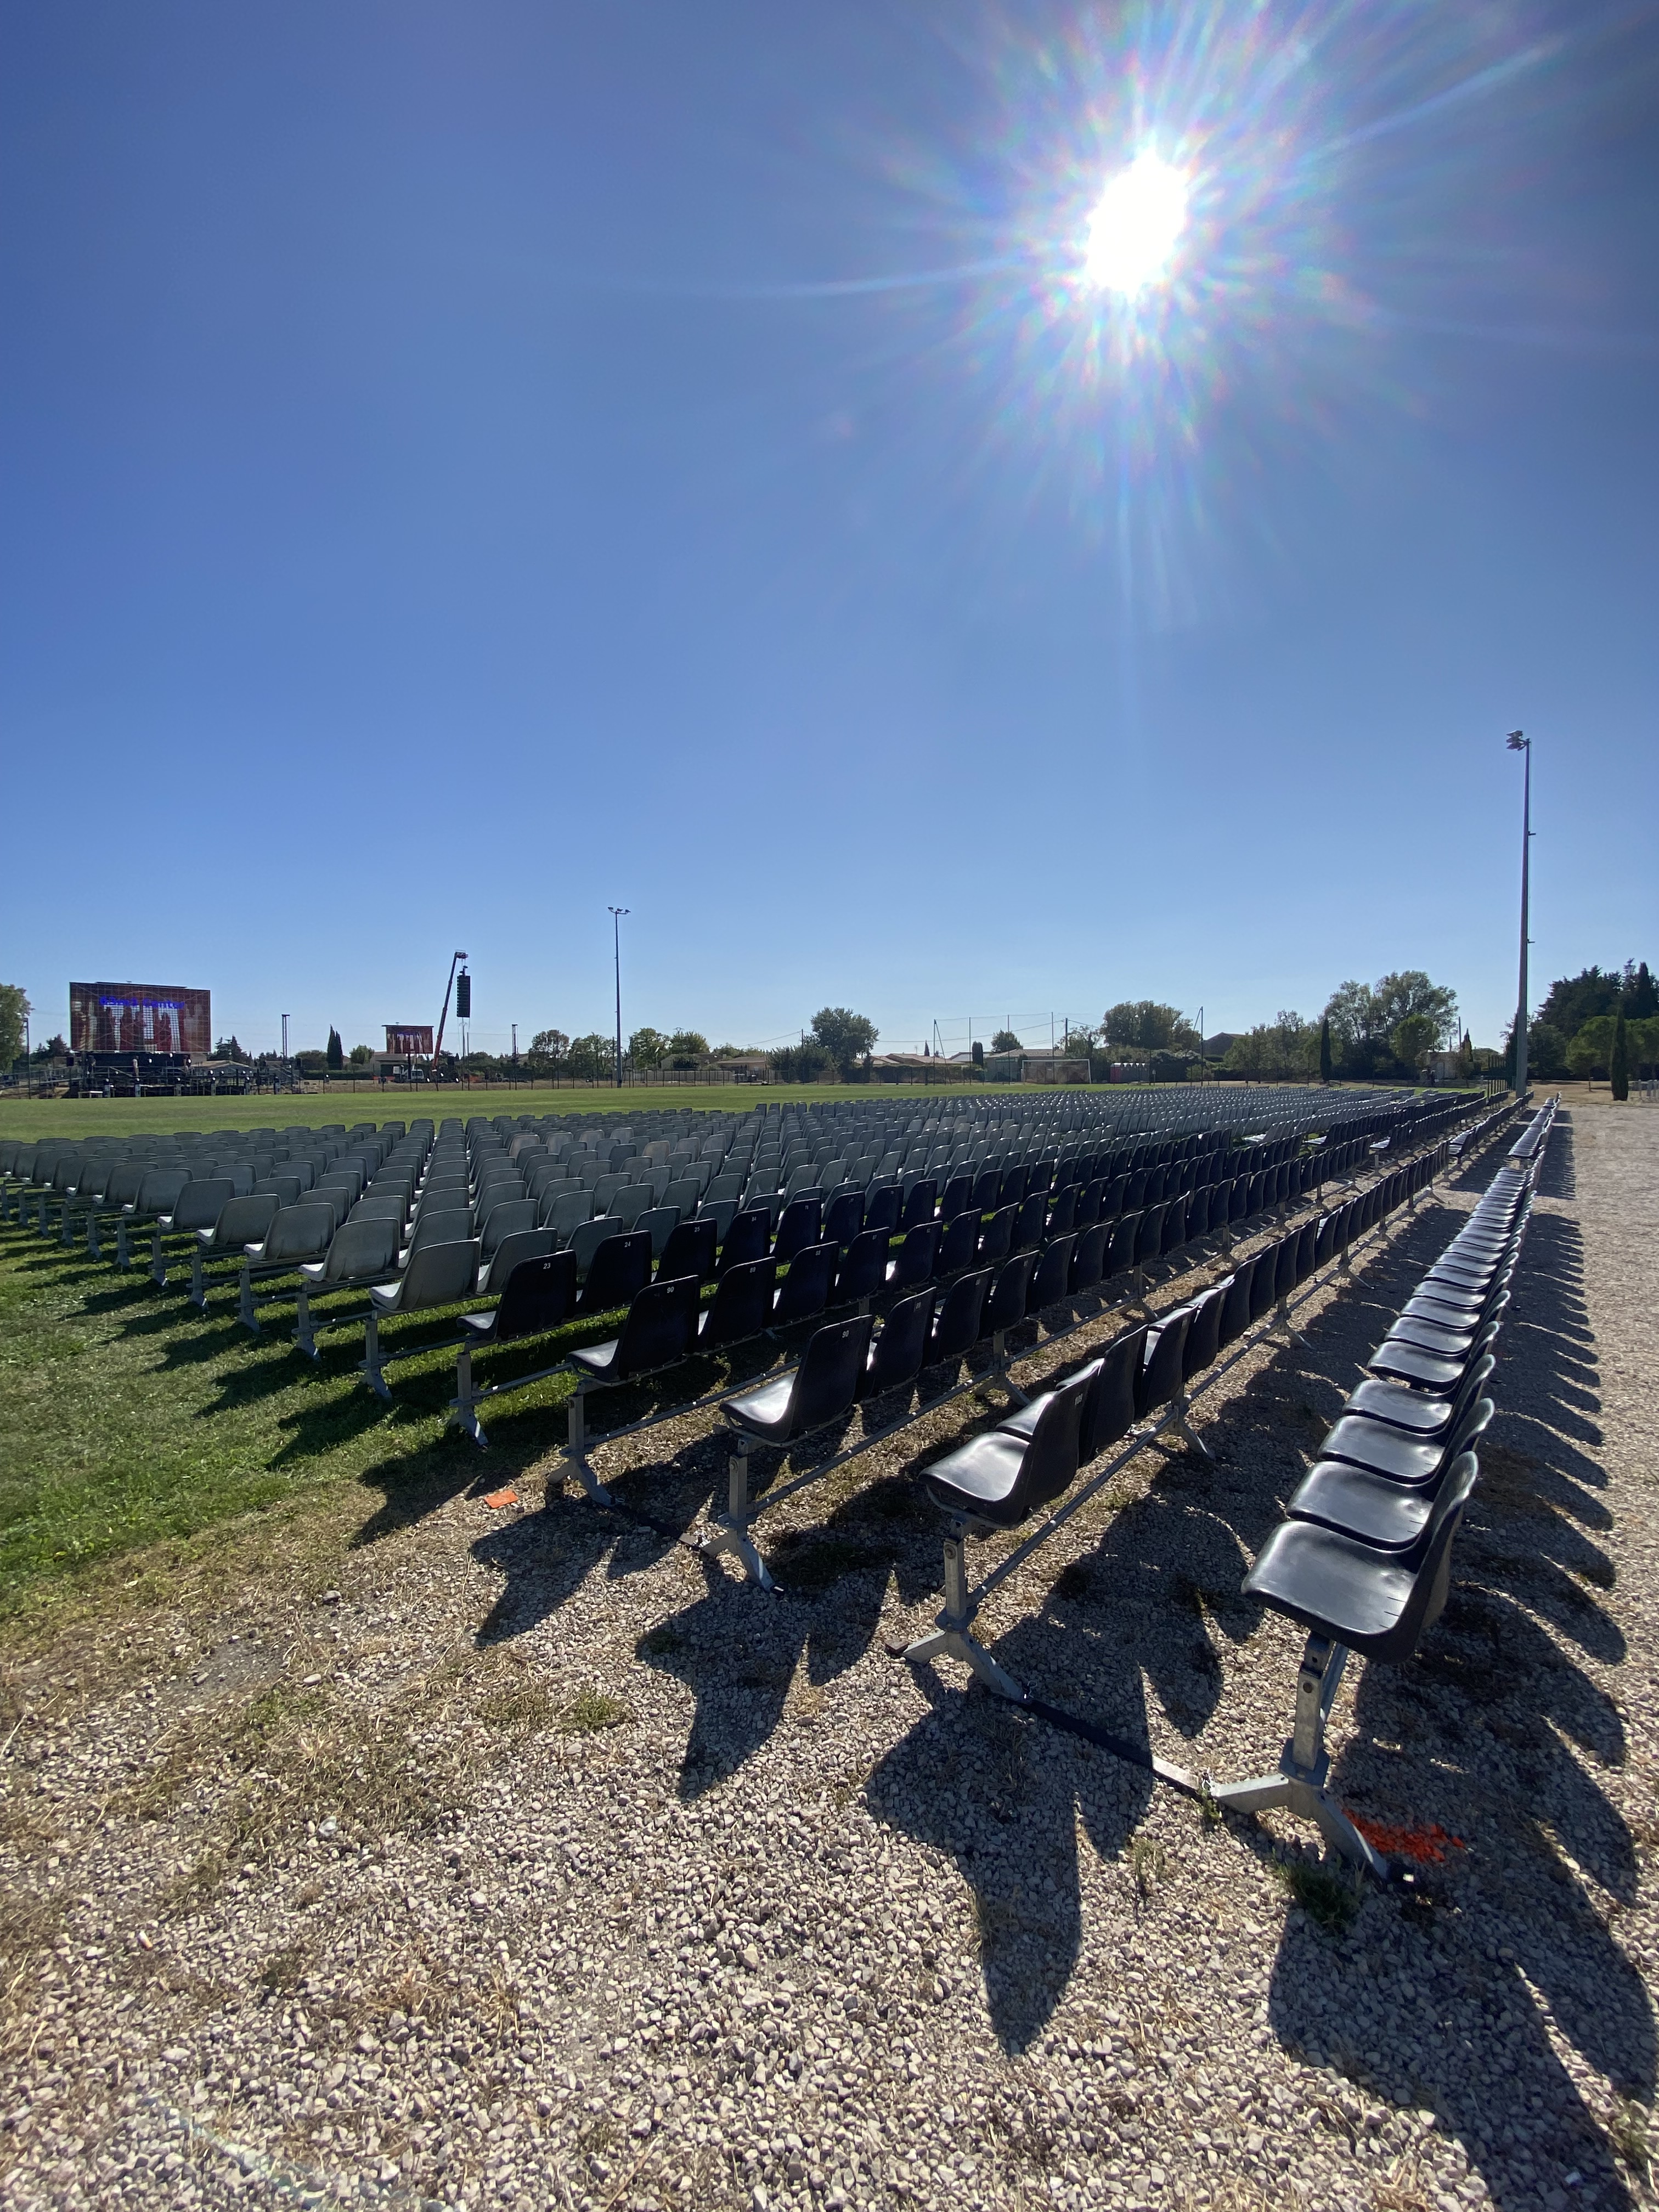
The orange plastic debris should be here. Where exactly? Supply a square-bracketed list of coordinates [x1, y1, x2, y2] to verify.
[483, 1487, 520, 1510]
[1346, 1812, 1465, 1865]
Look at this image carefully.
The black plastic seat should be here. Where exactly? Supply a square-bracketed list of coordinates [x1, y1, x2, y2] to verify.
[823, 1226, 882, 1305]
[901, 1179, 938, 1231]
[885, 1220, 941, 1291]
[1044, 1187, 1077, 1238]
[939, 1174, 974, 1223]
[657, 1217, 718, 1285]
[1133, 1205, 1166, 1266]
[922, 1369, 1092, 1531]
[1272, 1233, 1301, 1303]
[1069, 1221, 1108, 1294]
[1135, 1304, 1193, 1416]
[823, 1189, 865, 1249]
[983, 1249, 1039, 1338]
[1107, 1213, 1139, 1277]
[568, 1274, 702, 1383]
[774, 1197, 825, 1266]
[576, 1231, 652, 1316]
[1246, 1246, 1279, 1323]
[1319, 1397, 1492, 1487]
[480, 1226, 557, 1293]
[1011, 1193, 1046, 1251]
[1159, 1194, 1188, 1257]
[977, 1206, 1016, 1265]
[772, 1241, 837, 1325]
[1244, 1454, 1480, 1660]
[928, 1268, 991, 1363]
[937, 1210, 979, 1273]
[697, 1256, 778, 1350]
[719, 1207, 771, 1274]
[461, 1249, 578, 1346]
[997, 1165, 1029, 1209]
[1344, 1352, 1494, 1436]
[724, 1313, 873, 1443]
[1212, 1263, 1250, 1351]
[1181, 1280, 1227, 1379]
[1028, 1234, 1075, 1312]
[1102, 1174, 1128, 1218]
[861, 1289, 933, 1399]
[1365, 1330, 1494, 1392]
[865, 1185, 901, 1235]
[1074, 1179, 1104, 1231]
[969, 1168, 999, 1214]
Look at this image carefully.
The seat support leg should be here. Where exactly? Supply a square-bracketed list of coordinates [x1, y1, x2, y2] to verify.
[452, 1347, 487, 1447]
[87, 1209, 101, 1260]
[1204, 1634, 1389, 1881]
[1271, 1296, 1308, 1346]
[697, 1438, 775, 1589]
[60, 1201, 76, 1249]
[294, 1283, 317, 1360]
[363, 1313, 390, 1401]
[150, 1224, 167, 1287]
[1156, 1391, 1211, 1460]
[238, 1264, 257, 1333]
[903, 1528, 1024, 1702]
[564, 1384, 612, 1506]
[116, 1218, 130, 1269]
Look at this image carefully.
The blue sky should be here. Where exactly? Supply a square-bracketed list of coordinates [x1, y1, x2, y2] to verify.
[3, 1, 1656, 1058]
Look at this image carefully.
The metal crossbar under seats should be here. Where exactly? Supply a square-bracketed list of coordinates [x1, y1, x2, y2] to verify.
[899, 1144, 1443, 1701]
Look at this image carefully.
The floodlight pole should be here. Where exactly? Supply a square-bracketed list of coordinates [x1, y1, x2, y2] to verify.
[609, 907, 629, 1088]
[432, 951, 469, 1070]
[1507, 733, 1531, 1097]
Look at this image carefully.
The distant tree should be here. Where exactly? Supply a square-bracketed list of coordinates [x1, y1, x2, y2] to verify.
[1101, 1001, 1198, 1053]
[666, 1030, 709, 1066]
[1566, 1016, 1616, 1080]
[771, 1040, 830, 1083]
[566, 1032, 613, 1081]
[1610, 1012, 1630, 1101]
[212, 1034, 246, 1062]
[326, 1026, 344, 1070]
[1325, 972, 1458, 1062]
[1318, 1014, 1333, 1085]
[348, 1043, 373, 1067]
[1391, 1013, 1437, 1076]
[295, 1048, 329, 1077]
[1535, 966, 1627, 1039]
[1633, 1015, 1659, 1078]
[810, 1008, 878, 1077]
[1525, 1021, 1567, 1080]
[628, 1026, 668, 1069]
[971, 1040, 985, 1066]
[990, 1029, 1023, 1054]
[529, 1028, 569, 1065]
[0, 985, 29, 1070]
[1626, 961, 1658, 1019]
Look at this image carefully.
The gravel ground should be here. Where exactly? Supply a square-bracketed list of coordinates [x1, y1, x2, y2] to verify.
[2, 1105, 1654, 2212]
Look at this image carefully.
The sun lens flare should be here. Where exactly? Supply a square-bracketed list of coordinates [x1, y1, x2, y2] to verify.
[1082, 151, 1190, 296]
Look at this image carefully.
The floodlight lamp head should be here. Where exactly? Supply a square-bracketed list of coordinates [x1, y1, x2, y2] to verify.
[1506, 731, 1526, 750]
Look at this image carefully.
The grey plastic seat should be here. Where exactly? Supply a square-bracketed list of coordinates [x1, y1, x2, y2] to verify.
[571, 1213, 629, 1278]
[362, 1239, 482, 1397]
[189, 1194, 281, 1307]
[479, 1198, 539, 1261]
[478, 1226, 557, 1294]
[542, 1188, 594, 1243]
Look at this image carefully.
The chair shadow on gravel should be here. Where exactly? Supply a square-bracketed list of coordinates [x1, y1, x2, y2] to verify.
[1261, 1199, 1654, 2212]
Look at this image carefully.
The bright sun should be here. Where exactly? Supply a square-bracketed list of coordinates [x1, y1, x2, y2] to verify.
[1082, 152, 1189, 297]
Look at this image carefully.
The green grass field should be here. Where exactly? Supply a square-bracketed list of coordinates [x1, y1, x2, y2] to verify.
[0, 1216, 706, 1618]
[0, 1081, 996, 1141]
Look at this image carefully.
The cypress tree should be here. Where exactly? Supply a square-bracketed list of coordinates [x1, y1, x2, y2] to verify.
[326, 1026, 343, 1070]
[1611, 1010, 1630, 1102]
[1318, 1014, 1332, 1085]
